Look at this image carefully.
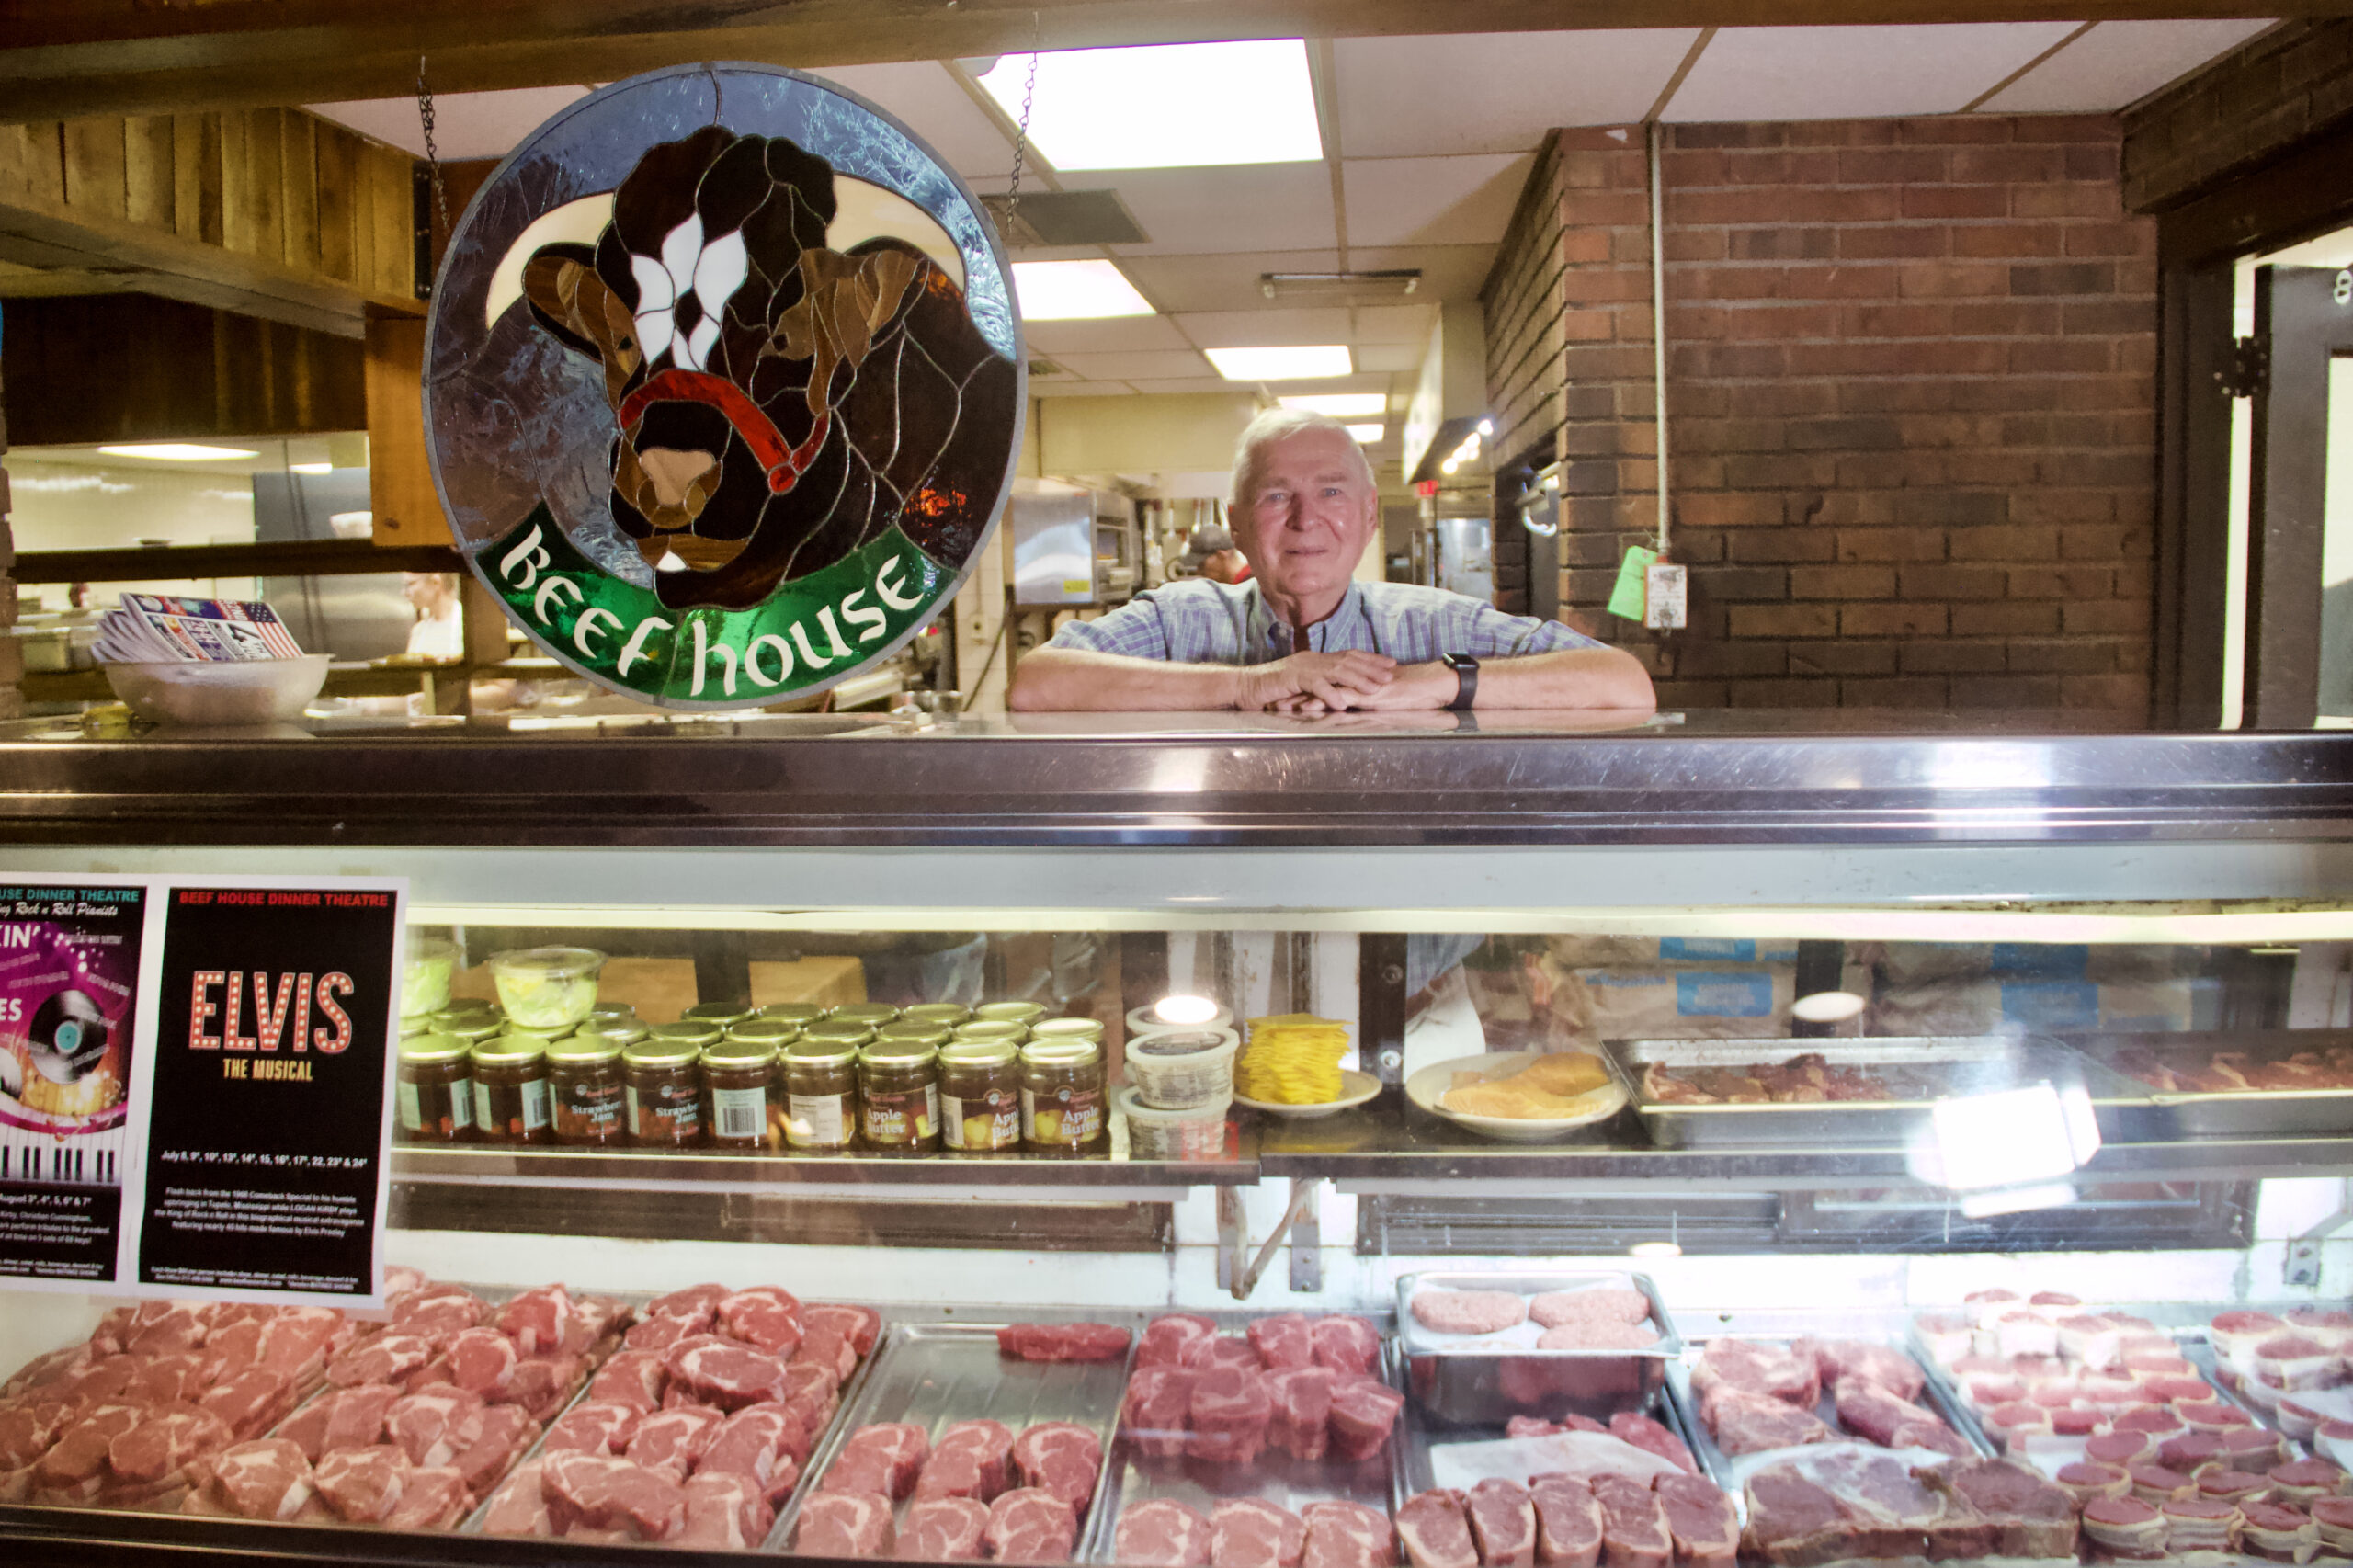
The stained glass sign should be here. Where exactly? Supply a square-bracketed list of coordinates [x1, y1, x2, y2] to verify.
[424, 64, 1024, 707]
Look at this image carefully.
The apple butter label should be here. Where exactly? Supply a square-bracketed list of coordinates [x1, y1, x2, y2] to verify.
[940, 1089, 1019, 1152]
[1021, 1085, 1104, 1148]
[425, 64, 1023, 710]
[787, 1091, 851, 1148]
[861, 1084, 937, 1147]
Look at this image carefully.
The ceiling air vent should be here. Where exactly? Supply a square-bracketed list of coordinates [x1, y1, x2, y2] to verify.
[1260, 269, 1423, 301]
[981, 189, 1150, 247]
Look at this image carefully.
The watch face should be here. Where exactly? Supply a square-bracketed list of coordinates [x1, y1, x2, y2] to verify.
[425, 64, 1025, 709]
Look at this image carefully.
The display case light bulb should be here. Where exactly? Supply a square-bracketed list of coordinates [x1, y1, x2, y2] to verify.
[1153, 994, 1221, 1026]
[1628, 1241, 1681, 1259]
[1477, 418, 1494, 437]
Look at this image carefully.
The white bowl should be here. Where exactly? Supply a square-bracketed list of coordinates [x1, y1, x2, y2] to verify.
[1233, 1067, 1383, 1119]
[1404, 1051, 1629, 1142]
[102, 656, 331, 726]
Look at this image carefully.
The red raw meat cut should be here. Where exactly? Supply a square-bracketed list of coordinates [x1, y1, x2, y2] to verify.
[385, 1388, 485, 1468]
[1412, 1290, 1527, 1336]
[1530, 1475, 1604, 1568]
[2160, 1495, 2239, 1551]
[785, 1357, 844, 1403]
[2055, 1462, 2131, 1505]
[1537, 1322, 1660, 1351]
[1012, 1421, 1102, 1516]
[676, 1471, 773, 1548]
[1928, 1458, 2078, 1558]
[793, 1325, 860, 1382]
[1191, 1365, 1274, 1464]
[1529, 1290, 1652, 1330]
[627, 1405, 724, 1480]
[1249, 1314, 1318, 1370]
[1396, 1489, 1478, 1568]
[542, 1450, 687, 1540]
[1693, 1340, 1819, 1410]
[1801, 1340, 1926, 1402]
[1740, 1467, 1862, 1566]
[805, 1303, 882, 1358]
[2197, 1469, 2272, 1504]
[131, 1351, 213, 1404]
[494, 1285, 575, 1358]
[544, 1401, 644, 1457]
[1832, 1380, 1966, 1455]
[313, 1445, 408, 1523]
[1705, 1387, 1832, 1456]
[799, 1487, 895, 1556]
[1139, 1314, 1220, 1369]
[828, 1422, 930, 1500]
[1469, 1479, 1540, 1567]
[1119, 1497, 1216, 1567]
[445, 1328, 518, 1399]
[110, 1405, 233, 1485]
[1587, 1473, 1672, 1568]
[1212, 1497, 1307, 1568]
[1606, 1413, 1696, 1475]
[917, 1418, 1016, 1501]
[206, 1438, 313, 1520]
[904, 1494, 993, 1561]
[449, 1402, 537, 1495]
[1329, 1375, 1404, 1462]
[2156, 1431, 2224, 1471]
[328, 1334, 432, 1390]
[1124, 1366, 1196, 1459]
[1269, 1366, 1337, 1461]
[646, 1283, 729, 1324]
[699, 1405, 803, 1496]
[503, 1354, 583, 1422]
[719, 1287, 803, 1357]
[479, 1462, 551, 1538]
[589, 1349, 667, 1412]
[1509, 1417, 1564, 1439]
[996, 1323, 1133, 1363]
[1312, 1316, 1382, 1377]
[198, 1368, 295, 1441]
[2268, 1458, 2346, 1501]
[383, 1464, 470, 1530]
[397, 1297, 490, 1352]
[1302, 1499, 1396, 1568]
[1654, 1474, 1737, 1568]
[0, 1401, 68, 1471]
[2080, 1494, 2167, 1559]
[31, 1404, 144, 1504]
[2242, 1500, 2317, 1562]
[987, 1485, 1079, 1563]
[624, 1316, 700, 1355]
[670, 1341, 790, 1411]
[2110, 1404, 2186, 1435]
[1188, 1336, 1267, 1373]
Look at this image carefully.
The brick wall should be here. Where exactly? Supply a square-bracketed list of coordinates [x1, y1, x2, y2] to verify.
[2124, 20, 2353, 213]
[1486, 117, 2156, 713]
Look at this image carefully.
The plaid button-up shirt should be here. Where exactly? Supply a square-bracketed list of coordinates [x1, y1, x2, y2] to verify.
[1043, 578, 1602, 665]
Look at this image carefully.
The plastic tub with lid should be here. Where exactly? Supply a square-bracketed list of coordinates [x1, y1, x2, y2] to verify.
[1123, 1025, 1240, 1111]
[486, 946, 606, 1029]
[1117, 1085, 1233, 1161]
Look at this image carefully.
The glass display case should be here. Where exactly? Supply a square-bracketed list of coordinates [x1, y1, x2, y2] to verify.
[5, 711, 2353, 1568]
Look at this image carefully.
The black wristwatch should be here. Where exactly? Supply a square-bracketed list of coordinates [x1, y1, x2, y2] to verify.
[1442, 653, 1479, 712]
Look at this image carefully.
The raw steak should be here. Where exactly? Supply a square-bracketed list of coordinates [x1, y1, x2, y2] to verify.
[645, 1282, 729, 1324]
[1530, 1475, 1604, 1568]
[1587, 1473, 1672, 1568]
[448, 1402, 537, 1495]
[479, 1461, 552, 1537]
[1249, 1314, 1319, 1370]
[624, 1315, 701, 1355]
[699, 1405, 803, 1496]
[586, 1349, 666, 1412]
[1328, 1375, 1405, 1461]
[197, 1368, 296, 1442]
[1801, 1340, 1926, 1402]
[1832, 1380, 1966, 1454]
[799, 1488, 895, 1556]
[627, 1405, 723, 1480]
[1312, 1316, 1383, 1376]
[495, 1284, 576, 1358]
[1529, 1290, 1653, 1330]
[1923, 1458, 2077, 1559]
[1705, 1387, 1833, 1456]
[327, 1334, 432, 1390]
[669, 1340, 790, 1411]
[382, 1464, 470, 1529]
[1302, 1500, 1396, 1568]
[987, 1485, 1079, 1564]
[717, 1286, 803, 1355]
[110, 1404, 233, 1485]
[206, 1438, 313, 1520]
[542, 1450, 687, 1540]
[1212, 1497, 1307, 1568]
[1124, 1366, 1196, 1459]
[1740, 1468, 1854, 1567]
[828, 1422, 930, 1500]
[1607, 1413, 1696, 1475]
[677, 1470, 773, 1549]
[502, 1354, 583, 1422]
[1012, 1421, 1102, 1515]
[543, 1401, 644, 1458]
[996, 1323, 1133, 1363]
[1188, 1336, 1267, 1374]
[1654, 1474, 1738, 1568]
[1269, 1367, 1337, 1461]
[805, 1303, 882, 1358]
[1191, 1365, 1274, 1464]
[1139, 1314, 1220, 1369]
[314, 1445, 408, 1523]
[1412, 1290, 1527, 1336]
[1119, 1497, 1216, 1567]
[1396, 1489, 1478, 1568]
[1693, 1340, 1819, 1410]
[1468, 1478, 1540, 1567]
[2241, 1499, 2317, 1562]
[917, 1418, 1016, 1501]
[384, 1388, 488, 1469]
[904, 1494, 993, 1561]
[445, 1328, 518, 1399]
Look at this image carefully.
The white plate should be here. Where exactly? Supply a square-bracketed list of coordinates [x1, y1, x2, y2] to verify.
[1233, 1068, 1383, 1119]
[1405, 1051, 1629, 1142]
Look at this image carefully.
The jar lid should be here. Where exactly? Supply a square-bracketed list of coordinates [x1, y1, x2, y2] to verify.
[399, 1032, 471, 1065]
[726, 1019, 801, 1046]
[829, 1003, 901, 1026]
[500, 1020, 573, 1040]
[472, 1035, 550, 1068]
[874, 1022, 953, 1048]
[487, 945, 607, 978]
[860, 1040, 939, 1068]
[1020, 1040, 1101, 1069]
[587, 1001, 637, 1024]
[436, 1014, 505, 1042]
[803, 1021, 876, 1045]
[682, 1001, 755, 1027]
[544, 1032, 625, 1064]
[940, 1040, 1018, 1069]
[974, 1001, 1047, 1024]
[703, 1039, 779, 1070]
[576, 1018, 649, 1048]
[757, 1002, 828, 1024]
[625, 1038, 704, 1069]
[900, 1003, 972, 1026]
[649, 1020, 723, 1048]
[953, 1021, 1028, 1043]
[399, 1015, 433, 1038]
[786, 1038, 860, 1069]
[1029, 1017, 1105, 1042]
[1131, 1028, 1233, 1057]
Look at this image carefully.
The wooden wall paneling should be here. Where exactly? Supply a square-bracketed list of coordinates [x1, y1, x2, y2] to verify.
[60, 118, 126, 222]
[279, 108, 318, 277]
[123, 114, 172, 229]
[367, 144, 413, 300]
[0, 123, 66, 205]
[171, 111, 222, 246]
[315, 124, 357, 286]
[224, 108, 285, 264]
[364, 313, 453, 546]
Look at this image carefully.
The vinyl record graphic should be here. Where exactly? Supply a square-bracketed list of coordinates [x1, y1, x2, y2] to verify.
[29, 989, 109, 1085]
[426, 63, 1025, 709]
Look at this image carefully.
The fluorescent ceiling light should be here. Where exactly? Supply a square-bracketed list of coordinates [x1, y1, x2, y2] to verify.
[1205, 345, 1352, 381]
[978, 40, 1323, 170]
[1345, 423, 1383, 444]
[1012, 259, 1154, 320]
[1279, 392, 1386, 417]
[97, 443, 256, 461]
[290, 461, 334, 475]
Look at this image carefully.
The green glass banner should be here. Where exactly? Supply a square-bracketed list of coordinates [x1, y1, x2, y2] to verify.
[479, 506, 950, 705]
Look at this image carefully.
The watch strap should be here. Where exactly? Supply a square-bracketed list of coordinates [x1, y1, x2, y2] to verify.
[1445, 653, 1479, 712]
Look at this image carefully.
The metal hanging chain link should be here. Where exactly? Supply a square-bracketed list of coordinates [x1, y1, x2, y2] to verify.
[416, 56, 450, 241]
[1002, 16, 1041, 228]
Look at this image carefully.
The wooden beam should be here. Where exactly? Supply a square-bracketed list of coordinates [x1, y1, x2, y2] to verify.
[364, 313, 456, 549]
[0, 0, 2330, 122]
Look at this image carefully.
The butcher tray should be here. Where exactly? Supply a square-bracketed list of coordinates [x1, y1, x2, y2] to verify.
[2067, 1029, 2353, 1138]
[1604, 1036, 2165, 1150]
[1393, 1371, 1705, 1498]
[1397, 1270, 1679, 1426]
[1084, 1309, 1408, 1564]
[769, 1316, 1137, 1556]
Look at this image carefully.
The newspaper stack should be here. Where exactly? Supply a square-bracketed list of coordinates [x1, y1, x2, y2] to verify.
[91, 594, 307, 665]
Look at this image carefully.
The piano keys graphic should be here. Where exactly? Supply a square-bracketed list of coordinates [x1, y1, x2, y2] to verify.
[0, 1122, 126, 1187]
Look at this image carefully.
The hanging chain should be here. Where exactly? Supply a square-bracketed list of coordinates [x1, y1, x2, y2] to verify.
[416, 56, 450, 240]
[1002, 17, 1041, 228]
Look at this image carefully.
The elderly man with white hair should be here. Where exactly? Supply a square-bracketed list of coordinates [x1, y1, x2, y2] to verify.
[1009, 408, 1654, 714]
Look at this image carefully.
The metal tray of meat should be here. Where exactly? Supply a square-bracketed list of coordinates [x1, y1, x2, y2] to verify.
[2067, 1029, 2353, 1138]
[1083, 1311, 1408, 1565]
[770, 1316, 1137, 1556]
[1671, 1333, 1993, 1497]
[1603, 1036, 2165, 1150]
[2177, 1336, 2325, 1458]
[1397, 1271, 1680, 1427]
[1393, 1363, 1707, 1498]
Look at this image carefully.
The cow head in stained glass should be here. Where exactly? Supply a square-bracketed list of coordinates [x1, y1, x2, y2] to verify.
[514, 124, 1016, 610]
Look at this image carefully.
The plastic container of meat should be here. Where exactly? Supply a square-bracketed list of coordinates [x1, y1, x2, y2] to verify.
[1397, 1271, 1681, 1426]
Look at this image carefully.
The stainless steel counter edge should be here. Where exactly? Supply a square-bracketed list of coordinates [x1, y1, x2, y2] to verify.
[8, 727, 2353, 846]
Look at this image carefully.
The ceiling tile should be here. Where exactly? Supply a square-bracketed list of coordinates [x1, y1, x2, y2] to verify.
[1334, 30, 1701, 157]
[1664, 24, 2081, 121]
[1114, 250, 1341, 312]
[1050, 349, 1216, 381]
[1341, 153, 1535, 248]
[1976, 19, 2280, 113]
[1123, 378, 1256, 394]
[309, 86, 592, 160]
[1353, 343, 1426, 373]
[1034, 381, 1142, 397]
[811, 62, 1016, 179]
[1095, 165, 1339, 255]
[1023, 315, 1191, 354]
[1347, 244, 1501, 301]
[1263, 371, 1398, 397]
[1353, 303, 1438, 344]
[1174, 308, 1355, 348]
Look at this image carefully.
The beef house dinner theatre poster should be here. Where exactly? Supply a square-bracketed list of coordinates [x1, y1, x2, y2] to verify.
[123, 881, 404, 1305]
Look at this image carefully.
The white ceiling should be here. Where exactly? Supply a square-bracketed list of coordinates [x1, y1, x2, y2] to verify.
[312, 16, 2282, 460]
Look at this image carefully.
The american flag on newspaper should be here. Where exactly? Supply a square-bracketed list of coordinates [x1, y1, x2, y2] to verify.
[94, 595, 306, 664]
